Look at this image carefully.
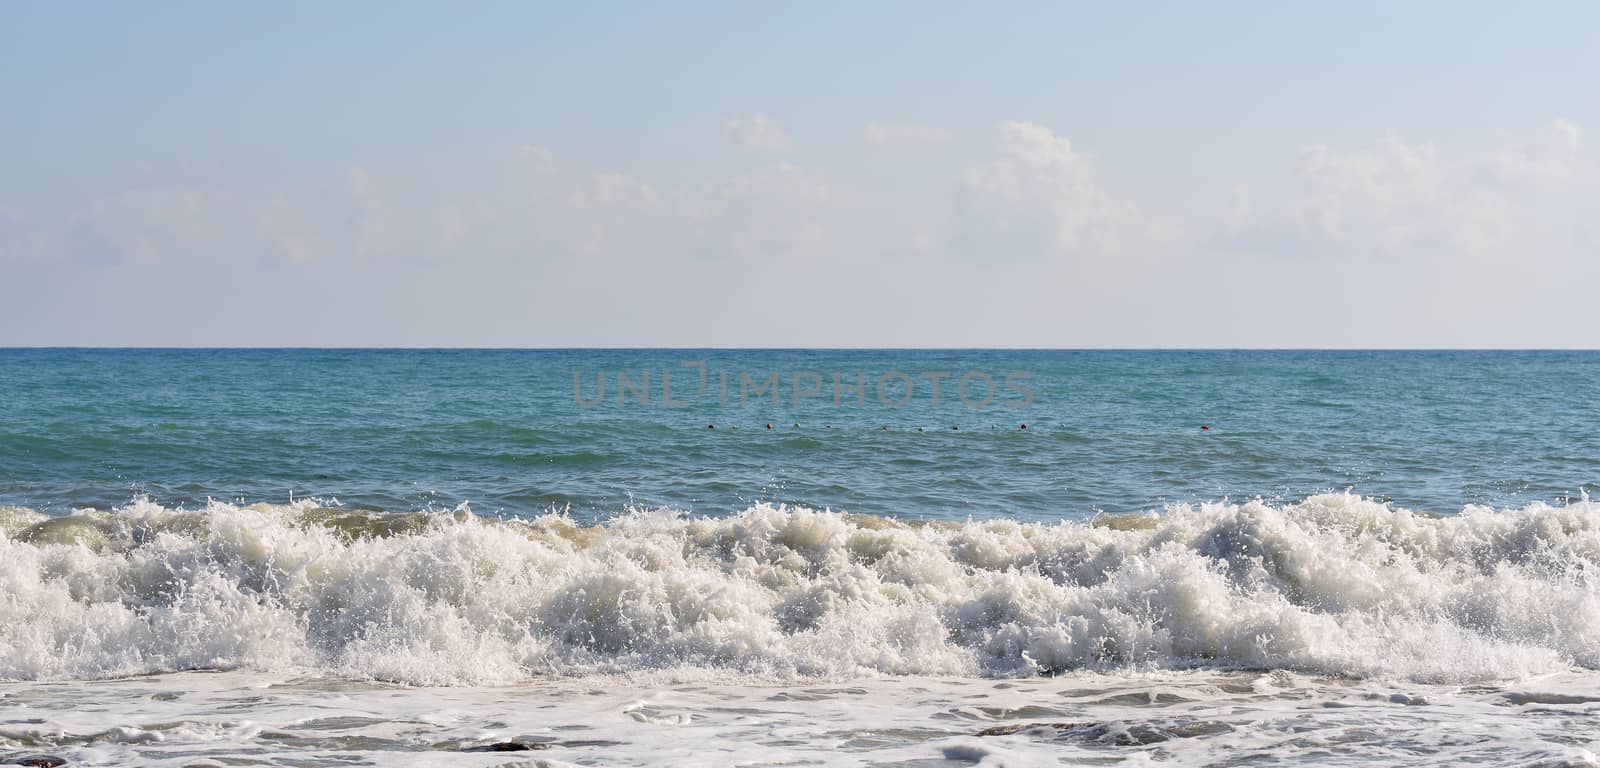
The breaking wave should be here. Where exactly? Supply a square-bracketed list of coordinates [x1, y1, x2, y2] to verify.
[1, 493, 1597, 685]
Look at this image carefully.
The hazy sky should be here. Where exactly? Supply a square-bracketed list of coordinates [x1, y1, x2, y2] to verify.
[3, 2, 1597, 347]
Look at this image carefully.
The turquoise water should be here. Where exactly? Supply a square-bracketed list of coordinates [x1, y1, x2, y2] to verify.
[2, 349, 1596, 519]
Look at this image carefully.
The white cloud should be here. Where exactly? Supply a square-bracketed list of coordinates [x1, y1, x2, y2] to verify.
[567, 172, 659, 210]
[559, 172, 665, 256]
[254, 198, 319, 264]
[684, 162, 838, 260]
[706, 162, 830, 207]
[1481, 120, 1581, 182]
[1228, 121, 1586, 259]
[519, 144, 555, 174]
[864, 122, 949, 145]
[435, 204, 467, 250]
[0, 207, 25, 264]
[73, 187, 213, 266]
[959, 122, 1126, 255]
[725, 113, 793, 151]
[12, 119, 1595, 346]
[346, 167, 397, 259]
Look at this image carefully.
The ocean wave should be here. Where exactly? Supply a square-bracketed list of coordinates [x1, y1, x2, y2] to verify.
[0, 494, 1596, 685]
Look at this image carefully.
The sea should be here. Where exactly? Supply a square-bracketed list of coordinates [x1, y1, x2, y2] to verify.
[1, 349, 1597, 766]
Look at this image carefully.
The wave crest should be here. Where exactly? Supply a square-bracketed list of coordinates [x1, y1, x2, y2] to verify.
[1, 493, 1597, 685]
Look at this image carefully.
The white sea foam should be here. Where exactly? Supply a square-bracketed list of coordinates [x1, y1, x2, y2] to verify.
[1, 493, 1597, 685]
[5, 670, 1600, 766]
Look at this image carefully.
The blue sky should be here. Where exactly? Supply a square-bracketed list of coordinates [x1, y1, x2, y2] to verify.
[3, 2, 1597, 346]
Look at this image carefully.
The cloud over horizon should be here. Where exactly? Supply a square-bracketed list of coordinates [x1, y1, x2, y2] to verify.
[725, 114, 794, 151]
[2, 117, 1595, 346]
[1226, 121, 1587, 261]
[957, 122, 1130, 258]
[864, 122, 949, 146]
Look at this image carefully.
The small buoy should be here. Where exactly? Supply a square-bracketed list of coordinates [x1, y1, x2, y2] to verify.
[1019, 423, 1027, 430]
[1201, 425, 1210, 430]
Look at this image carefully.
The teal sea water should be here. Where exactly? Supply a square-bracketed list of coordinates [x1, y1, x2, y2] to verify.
[2, 349, 1596, 519]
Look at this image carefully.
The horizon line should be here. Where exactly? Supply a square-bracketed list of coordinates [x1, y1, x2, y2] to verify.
[3, 346, 1598, 352]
